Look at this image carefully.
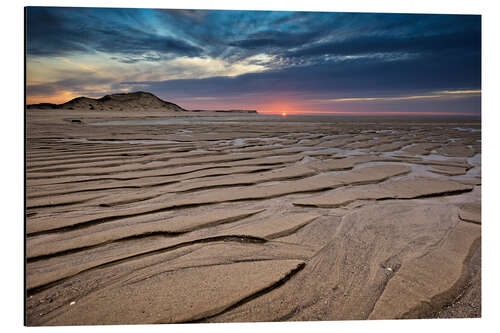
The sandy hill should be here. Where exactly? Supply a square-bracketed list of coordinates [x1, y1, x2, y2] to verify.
[27, 91, 186, 112]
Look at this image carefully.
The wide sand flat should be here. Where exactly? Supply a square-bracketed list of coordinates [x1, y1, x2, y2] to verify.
[25, 110, 481, 325]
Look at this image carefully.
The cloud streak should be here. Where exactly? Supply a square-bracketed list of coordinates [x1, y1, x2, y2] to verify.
[313, 90, 482, 103]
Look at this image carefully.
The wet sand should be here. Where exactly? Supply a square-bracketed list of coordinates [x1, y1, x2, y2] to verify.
[25, 109, 481, 325]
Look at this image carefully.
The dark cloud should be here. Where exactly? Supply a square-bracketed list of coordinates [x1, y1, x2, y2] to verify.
[27, 75, 115, 97]
[286, 29, 480, 59]
[26, 7, 202, 58]
[122, 50, 480, 98]
[163, 9, 208, 23]
[229, 31, 321, 49]
[26, 7, 91, 56]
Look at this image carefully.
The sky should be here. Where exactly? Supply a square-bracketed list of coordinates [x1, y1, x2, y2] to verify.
[25, 7, 481, 115]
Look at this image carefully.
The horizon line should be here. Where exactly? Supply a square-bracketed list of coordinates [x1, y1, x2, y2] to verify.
[259, 111, 481, 117]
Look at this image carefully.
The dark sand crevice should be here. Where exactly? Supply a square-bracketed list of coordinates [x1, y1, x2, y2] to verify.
[368, 222, 481, 319]
[27, 198, 97, 210]
[27, 231, 184, 263]
[126, 257, 302, 287]
[293, 189, 473, 208]
[459, 218, 482, 225]
[374, 189, 474, 201]
[432, 243, 481, 318]
[179, 262, 307, 324]
[27, 144, 174, 160]
[400, 236, 481, 319]
[28, 185, 144, 200]
[293, 178, 473, 208]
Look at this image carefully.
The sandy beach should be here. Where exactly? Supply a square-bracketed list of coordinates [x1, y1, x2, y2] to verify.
[25, 109, 481, 325]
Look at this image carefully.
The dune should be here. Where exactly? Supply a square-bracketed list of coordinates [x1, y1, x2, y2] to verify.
[28, 91, 186, 112]
[27, 91, 257, 114]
